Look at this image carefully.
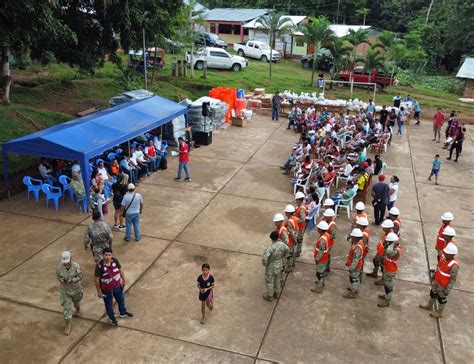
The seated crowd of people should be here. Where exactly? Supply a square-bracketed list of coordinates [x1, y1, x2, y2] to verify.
[281, 103, 390, 228]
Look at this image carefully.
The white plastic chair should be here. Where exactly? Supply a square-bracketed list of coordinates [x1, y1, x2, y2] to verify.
[335, 197, 354, 219]
[294, 175, 310, 194]
[336, 172, 350, 188]
[325, 176, 336, 200]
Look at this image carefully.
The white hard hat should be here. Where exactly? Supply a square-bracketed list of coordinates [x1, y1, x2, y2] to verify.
[389, 207, 400, 216]
[381, 219, 394, 229]
[443, 226, 456, 237]
[273, 213, 285, 222]
[323, 209, 335, 217]
[386, 232, 399, 242]
[441, 212, 454, 221]
[350, 228, 363, 238]
[284, 204, 296, 213]
[356, 217, 369, 226]
[128, 183, 136, 191]
[443, 242, 458, 255]
[323, 198, 335, 207]
[355, 201, 365, 210]
[295, 191, 305, 200]
[317, 221, 329, 230]
[61, 251, 71, 263]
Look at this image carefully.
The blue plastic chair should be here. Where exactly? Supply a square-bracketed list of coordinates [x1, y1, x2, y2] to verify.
[41, 184, 63, 211]
[107, 152, 117, 161]
[115, 148, 123, 156]
[23, 176, 43, 202]
[76, 194, 89, 213]
[59, 175, 74, 202]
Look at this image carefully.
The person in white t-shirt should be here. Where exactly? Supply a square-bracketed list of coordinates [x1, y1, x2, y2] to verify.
[388, 175, 399, 210]
[306, 105, 316, 117]
[132, 146, 150, 176]
[97, 160, 112, 183]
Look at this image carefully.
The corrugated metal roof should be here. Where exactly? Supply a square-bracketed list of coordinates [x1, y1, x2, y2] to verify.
[204, 8, 270, 23]
[244, 15, 307, 29]
[292, 24, 371, 37]
[456, 58, 474, 79]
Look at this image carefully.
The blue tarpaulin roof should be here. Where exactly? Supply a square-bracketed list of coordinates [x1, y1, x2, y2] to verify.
[2, 95, 188, 200]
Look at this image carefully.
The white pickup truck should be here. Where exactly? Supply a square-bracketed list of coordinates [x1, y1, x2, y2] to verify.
[233, 40, 281, 62]
[186, 47, 247, 71]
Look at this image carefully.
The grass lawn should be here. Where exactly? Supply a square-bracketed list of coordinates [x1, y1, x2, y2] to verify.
[1, 53, 472, 181]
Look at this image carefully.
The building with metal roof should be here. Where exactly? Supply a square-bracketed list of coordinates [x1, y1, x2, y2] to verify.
[456, 57, 474, 98]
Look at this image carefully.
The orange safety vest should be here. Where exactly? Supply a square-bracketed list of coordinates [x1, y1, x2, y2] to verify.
[362, 229, 370, 257]
[346, 240, 365, 270]
[352, 212, 368, 223]
[285, 216, 299, 247]
[393, 219, 401, 237]
[314, 233, 330, 263]
[295, 203, 307, 231]
[435, 223, 451, 251]
[434, 256, 459, 287]
[327, 220, 337, 248]
[384, 245, 402, 273]
[278, 225, 288, 244]
[376, 231, 390, 257]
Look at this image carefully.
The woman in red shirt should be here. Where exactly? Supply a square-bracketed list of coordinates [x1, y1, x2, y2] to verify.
[175, 137, 191, 181]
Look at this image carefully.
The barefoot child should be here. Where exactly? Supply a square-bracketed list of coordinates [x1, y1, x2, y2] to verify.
[428, 154, 441, 185]
[197, 263, 215, 324]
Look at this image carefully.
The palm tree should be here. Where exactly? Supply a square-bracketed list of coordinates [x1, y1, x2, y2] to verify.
[360, 48, 385, 90]
[371, 31, 398, 53]
[371, 31, 402, 89]
[328, 37, 352, 89]
[345, 28, 369, 81]
[298, 16, 335, 86]
[255, 12, 292, 80]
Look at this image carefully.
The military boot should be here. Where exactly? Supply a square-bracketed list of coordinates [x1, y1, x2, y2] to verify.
[74, 306, 81, 317]
[378, 300, 390, 308]
[311, 286, 323, 293]
[419, 303, 434, 311]
[374, 279, 385, 285]
[378, 294, 386, 299]
[366, 270, 378, 278]
[262, 294, 273, 301]
[430, 310, 444, 318]
[284, 267, 293, 273]
[64, 320, 72, 336]
[343, 291, 357, 299]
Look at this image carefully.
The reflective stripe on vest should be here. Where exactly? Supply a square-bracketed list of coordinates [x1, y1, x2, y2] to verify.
[346, 241, 364, 270]
[435, 224, 450, 251]
[384, 246, 401, 273]
[328, 221, 336, 247]
[434, 257, 459, 287]
[285, 216, 299, 247]
[314, 234, 329, 263]
[376, 232, 388, 256]
[295, 204, 307, 230]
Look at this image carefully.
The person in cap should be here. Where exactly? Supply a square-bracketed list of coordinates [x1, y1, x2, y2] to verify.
[294, 192, 307, 258]
[371, 174, 389, 225]
[84, 210, 113, 263]
[95, 247, 133, 325]
[419, 243, 459, 318]
[435, 212, 454, 259]
[367, 219, 394, 280]
[283, 204, 299, 272]
[120, 183, 144, 242]
[343, 229, 365, 298]
[387, 207, 401, 237]
[378, 232, 401, 307]
[311, 221, 331, 293]
[322, 209, 337, 273]
[351, 201, 367, 230]
[262, 231, 290, 301]
[56, 251, 83, 335]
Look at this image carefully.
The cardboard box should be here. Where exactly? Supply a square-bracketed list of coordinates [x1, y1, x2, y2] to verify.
[231, 116, 247, 127]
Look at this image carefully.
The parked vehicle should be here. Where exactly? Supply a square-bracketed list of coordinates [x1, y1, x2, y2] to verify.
[233, 40, 281, 62]
[195, 32, 228, 49]
[186, 47, 247, 71]
[301, 51, 334, 71]
[128, 48, 165, 72]
[164, 38, 184, 53]
[339, 67, 396, 89]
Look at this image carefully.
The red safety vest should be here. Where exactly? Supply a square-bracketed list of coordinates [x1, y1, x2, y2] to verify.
[435, 223, 451, 251]
[352, 212, 368, 223]
[384, 245, 402, 273]
[346, 240, 365, 270]
[327, 220, 337, 248]
[376, 231, 390, 257]
[285, 216, 299, 247]
[434, 256, 459, 287]
[362, 228, 370, 257]
[98, 258, 122, 292]
[295, 203, 307, 231]
[314, 233, 330, 263]
[393, 219, 401, 237]
[278, 225, 288, 243]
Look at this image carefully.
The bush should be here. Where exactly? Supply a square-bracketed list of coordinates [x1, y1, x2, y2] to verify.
[396, 70, 465, 95]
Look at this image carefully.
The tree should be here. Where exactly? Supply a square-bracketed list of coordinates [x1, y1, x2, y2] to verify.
[360, 48, 385, 89]
[255, 12, 292, 80]
[345, 28, 369, 81]
[298, 16, 335, 86]
[0, 1, 75, 104]
[328, 37, 352, 89]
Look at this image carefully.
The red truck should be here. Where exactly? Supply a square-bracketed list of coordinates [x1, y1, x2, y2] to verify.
[339, 67, 396, 89]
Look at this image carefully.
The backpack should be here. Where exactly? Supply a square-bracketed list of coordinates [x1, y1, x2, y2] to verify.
[160, 158, 168, 170]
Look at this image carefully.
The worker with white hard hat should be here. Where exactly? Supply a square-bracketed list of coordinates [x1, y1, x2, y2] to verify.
[323, 198, 335, 209]
[378, 232, 401, 308]
[322, 208, 337, 273]
[294, 191, 308, 258]
[388, 207, 401, 237]
[311, 221, 330, 293]
[343, 229, 365, 299]
[273, 213, 289, 246]
[420, 242, 460, 318]
[355, 217, 370, 265]
[283, 204, 299, 272]
[351, 201, 368, 230]
[367, 219, 394, 280]
[435, 212, 454, 259]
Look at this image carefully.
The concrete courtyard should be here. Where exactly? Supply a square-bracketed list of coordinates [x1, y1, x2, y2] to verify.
[0, 113, 472, 363]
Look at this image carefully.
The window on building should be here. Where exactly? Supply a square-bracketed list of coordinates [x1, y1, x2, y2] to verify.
[218, 24, 233, 34]
[295, 38, 305, 47]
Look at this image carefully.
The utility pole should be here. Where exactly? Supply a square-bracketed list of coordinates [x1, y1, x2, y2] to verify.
[426, 0, 435, 24]
[336, 0, 341, 23]
[142, 11, 150, 90]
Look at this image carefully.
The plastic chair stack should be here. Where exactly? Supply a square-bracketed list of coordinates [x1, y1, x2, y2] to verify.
[23, 176, 43, 202]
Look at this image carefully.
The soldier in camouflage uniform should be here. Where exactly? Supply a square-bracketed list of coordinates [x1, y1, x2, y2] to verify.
[56, 251, 83, 335]
[84, 211, 113, 263]
[343, 229, 365, 298]
[294, 191, 307, 258]
[262, 231, 290, 301]
[378, 233, 401, 307]
[311, 221, 331, 293]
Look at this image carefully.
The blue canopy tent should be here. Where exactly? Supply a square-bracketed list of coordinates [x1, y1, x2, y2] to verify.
[2, 95, 187, 203]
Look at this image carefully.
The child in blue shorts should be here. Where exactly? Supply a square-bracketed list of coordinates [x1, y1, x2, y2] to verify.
[428, 154, 441, 185]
